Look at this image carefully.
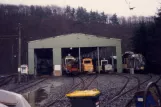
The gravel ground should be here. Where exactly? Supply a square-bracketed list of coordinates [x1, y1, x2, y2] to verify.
[1, 73, 161, 107]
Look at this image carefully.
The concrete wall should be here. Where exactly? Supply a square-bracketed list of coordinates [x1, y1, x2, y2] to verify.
[28, 33, 122, 76]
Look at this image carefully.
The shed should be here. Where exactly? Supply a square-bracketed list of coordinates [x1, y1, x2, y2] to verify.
[28, 33, 122, 76]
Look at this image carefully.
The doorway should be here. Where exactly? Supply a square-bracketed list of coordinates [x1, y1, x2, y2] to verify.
[34, 48, 53, 76]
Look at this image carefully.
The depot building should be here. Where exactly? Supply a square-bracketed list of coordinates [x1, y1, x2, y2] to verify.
[28, 33, 122, 76]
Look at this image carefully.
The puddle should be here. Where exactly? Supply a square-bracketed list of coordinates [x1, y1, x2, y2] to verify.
[23, 81, 63, 107]
[23, 88, 48, 107]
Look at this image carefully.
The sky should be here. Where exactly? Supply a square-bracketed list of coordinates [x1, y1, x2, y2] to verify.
[0, 0, 161, 16]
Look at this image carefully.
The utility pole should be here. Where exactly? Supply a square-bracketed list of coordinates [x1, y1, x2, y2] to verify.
[18, 23, 22, 83]
[11, 44, 14, 73]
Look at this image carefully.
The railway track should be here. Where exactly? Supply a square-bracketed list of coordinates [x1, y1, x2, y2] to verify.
[2, 73, 159, 107]
[42, 75, 82, 107]
[45, 73, 152, 107]
[104, 74, 154, 107]
[99, 73, 131, 106]
[9, 77, 48, 93]
[125, 75, 161, 107]
[43, 74, 98, 107]
[83, 73, 98, 90]
[0, 74, 16, 87]
[65, 74, 98, 107]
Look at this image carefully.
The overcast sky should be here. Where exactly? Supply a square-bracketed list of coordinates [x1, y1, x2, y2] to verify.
[0, 0, 161, 16]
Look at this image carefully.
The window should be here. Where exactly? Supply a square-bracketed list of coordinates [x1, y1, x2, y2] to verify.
[84, 60, 91, 64]
[102, 61, 108, 65]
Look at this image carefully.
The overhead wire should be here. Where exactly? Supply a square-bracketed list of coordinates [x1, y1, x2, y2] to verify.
[125, 0, 129, 5]
[125, 0, 130, 9]
[124, 0, 135, 10]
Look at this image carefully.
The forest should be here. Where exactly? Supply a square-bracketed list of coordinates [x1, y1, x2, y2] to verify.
[0, 4, 156, 74]
[132, 8, 161, 74]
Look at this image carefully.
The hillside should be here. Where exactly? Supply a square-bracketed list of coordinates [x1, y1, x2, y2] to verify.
[0, 4, 154, 74]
